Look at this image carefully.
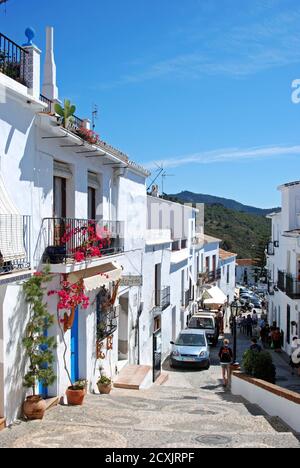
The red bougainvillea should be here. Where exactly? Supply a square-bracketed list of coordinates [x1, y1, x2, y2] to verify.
[61, 222, 111, 264]
[48, 277, 90, 314]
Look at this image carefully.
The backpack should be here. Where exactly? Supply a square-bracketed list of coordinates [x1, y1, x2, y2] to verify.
[220, 347, 232, 363]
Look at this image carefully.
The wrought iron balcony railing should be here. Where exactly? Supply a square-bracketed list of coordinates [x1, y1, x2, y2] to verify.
[36, 218, 124, 265]
[0, 32, 27, 85]
[0, 215, 31, 275]
[155, 286, 171, 311]
[285, 274, 300, 300]
[40, 94, 53, 113]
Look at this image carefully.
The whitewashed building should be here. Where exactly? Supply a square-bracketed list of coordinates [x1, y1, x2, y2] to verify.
[267, 181, 300, 353]
[236, 259, 260, 286]
[0, 26, 152, 424]
[0, 26, 236, 427]
[218, 249, 237, 304]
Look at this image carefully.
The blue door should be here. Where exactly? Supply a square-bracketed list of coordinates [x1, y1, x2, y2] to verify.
[71, 307, 79, 384]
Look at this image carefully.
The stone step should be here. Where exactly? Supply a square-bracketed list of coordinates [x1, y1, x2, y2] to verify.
[154, 373, 169, 386]
[0, 418, 5, 432]
[114, 365, 152, 390]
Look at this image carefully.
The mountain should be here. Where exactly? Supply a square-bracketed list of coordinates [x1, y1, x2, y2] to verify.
[165, 192, 273, 259]
[204, 204, 271, 259]
[169, 191, 279, 216]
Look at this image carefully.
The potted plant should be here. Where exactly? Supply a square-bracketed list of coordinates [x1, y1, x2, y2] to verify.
[97, 375, 112, 395]
[22, 269, 56, 420]
[54, 99, 76, 129]
[66, 379, 88, 406]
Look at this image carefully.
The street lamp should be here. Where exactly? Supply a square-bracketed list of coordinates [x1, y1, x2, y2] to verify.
[230, 299, 242, 365]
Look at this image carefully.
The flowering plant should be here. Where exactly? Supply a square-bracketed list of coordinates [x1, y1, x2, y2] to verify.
[61, 222, 111, 264]
[76, 126, 100, 145]
[48, 277, 89, 313]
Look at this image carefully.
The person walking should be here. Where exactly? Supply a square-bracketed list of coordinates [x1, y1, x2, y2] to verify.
[290, 336, 300, 376]
[219, 339, 233, 388]
[271, 327, 282, 353]
[250, 338, 262, 353]
[246, 314, 253, 337]
[252, 310, 258, 326]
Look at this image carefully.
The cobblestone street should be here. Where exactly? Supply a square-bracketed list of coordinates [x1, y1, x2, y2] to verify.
[0, 340, 299, 449]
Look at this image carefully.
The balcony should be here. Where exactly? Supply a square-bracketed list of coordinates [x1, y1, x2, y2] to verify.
[0, 33, 27, 86]
[0, 215, 31, 277]
[36, 218, 124, 269]
[155, 286, 171, 311]
[277, 270, 286, 292]
[286, 274, 300, 300]
[267, 241, 275, 256]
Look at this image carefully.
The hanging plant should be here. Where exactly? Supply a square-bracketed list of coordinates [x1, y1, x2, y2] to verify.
[48, 275, 90, 332]
[22, 268, 56, 420]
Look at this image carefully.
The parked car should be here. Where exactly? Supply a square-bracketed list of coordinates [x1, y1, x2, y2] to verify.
[187, 313, 219, 347]
[170, 329, 210, 369]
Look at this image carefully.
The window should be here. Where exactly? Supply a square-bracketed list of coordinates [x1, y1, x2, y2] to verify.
[212, 255, 216, 273]
[88, 186, 96, 220]
[227, 266, 230, 284]
[206, 257, 210, 272]
[155, 264, 161, 307]
[53, 176, 66, 218]
[96, 287, 117, 341]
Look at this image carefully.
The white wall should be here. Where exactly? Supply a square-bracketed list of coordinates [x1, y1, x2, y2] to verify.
[219, 257, 236, 303]
[232, 374, 300, 433]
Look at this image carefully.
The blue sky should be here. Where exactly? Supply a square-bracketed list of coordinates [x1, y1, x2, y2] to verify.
[2, 0, 300, 207]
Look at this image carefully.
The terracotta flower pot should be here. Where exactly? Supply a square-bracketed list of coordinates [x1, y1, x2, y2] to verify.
[23, 395, 47, 420]
[66, 387, 86, 406]
[97, 383, 112, 395]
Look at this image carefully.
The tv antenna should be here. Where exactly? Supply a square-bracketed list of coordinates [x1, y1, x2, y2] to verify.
[161, 171, 174, 196]
[147, 163, 164, 192]
[92, 104, 98, 131]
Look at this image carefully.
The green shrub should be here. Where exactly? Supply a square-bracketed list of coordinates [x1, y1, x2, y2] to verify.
[242, 350, 276, 384]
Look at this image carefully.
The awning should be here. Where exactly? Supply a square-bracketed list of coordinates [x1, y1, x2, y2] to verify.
[202, 286, 227, 305]
[68, 261, 123, 292]
[0, 175, 26, 262]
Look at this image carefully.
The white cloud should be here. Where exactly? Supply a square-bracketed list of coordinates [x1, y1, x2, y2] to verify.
[143, 144, 300, 170]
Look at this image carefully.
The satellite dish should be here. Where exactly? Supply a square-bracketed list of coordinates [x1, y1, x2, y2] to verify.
[292, 347, 300, 365]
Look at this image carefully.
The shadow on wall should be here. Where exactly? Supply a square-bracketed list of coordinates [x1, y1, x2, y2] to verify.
[1, 101, 52, 200]
[3, 285, 29, 423]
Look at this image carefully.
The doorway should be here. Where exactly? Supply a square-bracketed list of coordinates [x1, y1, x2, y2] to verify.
[153, 315, 162, 382]
[118, 296, 129, 365]
[71, 307, 79, 384]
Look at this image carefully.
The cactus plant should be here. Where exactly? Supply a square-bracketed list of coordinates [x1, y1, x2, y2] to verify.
[54, 99, 76, 128]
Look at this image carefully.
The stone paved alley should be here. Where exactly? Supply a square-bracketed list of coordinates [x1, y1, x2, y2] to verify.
[0, 337, 299, 449]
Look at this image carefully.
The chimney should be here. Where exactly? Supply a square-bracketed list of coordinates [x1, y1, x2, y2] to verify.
[42, 26, 58, 101]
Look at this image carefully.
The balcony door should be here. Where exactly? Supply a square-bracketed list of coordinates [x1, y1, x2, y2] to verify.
[53, 176, 66, 219]
[155, 264, 161, 307]
[88, 187, 96, 220]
